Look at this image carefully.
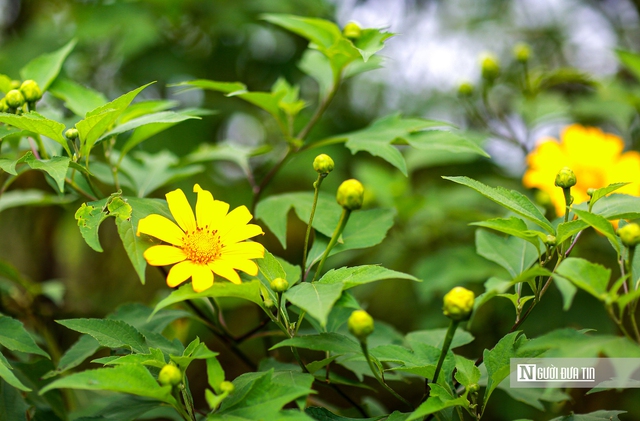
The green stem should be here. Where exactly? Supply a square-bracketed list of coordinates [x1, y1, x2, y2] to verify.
[311, 208, 351, 282]
[302, 174, 325, 278]
[296, 77, 341, 141]
[361, 341, 413, 410]
[562, 187, 572, 224]
[32, 134, 50, 159]
[432, 320, 459, 387]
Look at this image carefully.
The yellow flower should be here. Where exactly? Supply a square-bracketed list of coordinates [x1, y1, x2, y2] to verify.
[523, 124, 640, 216]
[136, 184, 264, 292]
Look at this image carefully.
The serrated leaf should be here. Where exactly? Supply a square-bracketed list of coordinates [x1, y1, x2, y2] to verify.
[572, 209, 621, 255]
[257, 249, 287, 283]
[75, 200, 109, 252]
[407, 130, 489, 158]
[317, 265, 419, 289]
[100, 111, 200, 142]
[454, 355, 481, 388]
[588, 194, 640, 220]
[471, 217, 541, 248]
[556, 219, 589, 244]
[20, 39, 76, 91]
[553, 258, 610, 302]
[352, 28, 394, 62]
[270, 333, 360, 354]
[445, 176, 554, 233]
[45, 335, 100, 378]
[97, 348, 165, 368]
[0, 112, 70, 156]
[0, 316, 49, 358]
[589, 183, 630, 209]
[261, 14, 342, 50]
[48, 78, 108, 117]
[406, 383, 467, 420]
[24, 154, 70, 193]
[0, 353, 31, 392]
[475, 230, 539, 278]
[56, 319, 149, 354]
[284, 282, 344, 327]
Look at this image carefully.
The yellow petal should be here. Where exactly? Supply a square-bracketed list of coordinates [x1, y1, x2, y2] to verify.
[221, 241, 265, 259]
[191, 264, 214, 292]
[143, 245, 186, 266]
[208, 261, 241, 284]
[137, 214, 184, 246]
[222, 258, 258, 276]
[221, 223, 264, 245]
[194, 184, 214, 229]
[218, 206, 253, 238]
[166, 188, 196, 233]
[167, 260, 196, 288]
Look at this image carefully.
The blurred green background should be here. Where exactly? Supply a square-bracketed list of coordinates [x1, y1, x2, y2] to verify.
[3, 0, 640, 419]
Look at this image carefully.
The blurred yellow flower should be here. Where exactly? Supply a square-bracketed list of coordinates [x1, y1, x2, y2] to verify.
[137, 184, 264, 292]
[523, 124, 640, 216]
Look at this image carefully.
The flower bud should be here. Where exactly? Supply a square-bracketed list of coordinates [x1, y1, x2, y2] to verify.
[19, 80, 42, 102]
[220, 380, 235, 393]
[554, 167, 577, 189]
[343, 21, 361, 39]
[480, 53, 500, 82]
[513, 43, 531, 63]
[468, 384, 480, 394]
[313, 154, 334, 175]
[337, 179, 364, 210]
[0, 98, 7, 113]
[443, 286, 475, 321]
[587, 188, 596, 197]
[270, 277, 289, 293]
[618, 223, 640, 248]
[544, 235, 557, 246]
[458, 81, 474, 97]
[5, 89, 25, 109]
[348, 309, 374, 341]
[9, 80, 21, 90]
[158, 364, 182, 386]
[65, 128, 79, 140]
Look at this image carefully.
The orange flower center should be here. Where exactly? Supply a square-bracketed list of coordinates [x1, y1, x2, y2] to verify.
[181, 227, 222, 265]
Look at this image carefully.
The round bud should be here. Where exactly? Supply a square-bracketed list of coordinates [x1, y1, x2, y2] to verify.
[458, 81, 474, 97]
[443, 286, 475, 321]
[19, 80, 42, 102]
[263, 297, 275, 308]
[5, 89, 25, 109]
[270, 277, 289, 293]
[468, 384, 480, 394]
[9, 80, 21, 90]
[343, 21, 361, 39]
[587, 188, 596, 197]
[313, 154, 334, 175]
[348, 309, 374, 341]
[0, 98, 7, 113]
[513, 43, 531, 63]
[65, 128, 79, 140]
[618, 223, 640, 248]
[480, 53, 500, 82]
[336, 179, 364, 210]
[158, 364, 182, 386]
[544, 235, 557, 246]
[220, 380, 235, 393]
[554, 167, 577, 189]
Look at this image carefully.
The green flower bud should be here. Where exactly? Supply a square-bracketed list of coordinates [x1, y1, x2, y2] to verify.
[313, 154, 334, 175]
[544, 235, 557, 246]
[270, 277, 289, 293]
[513, 43, 531, 63]
[0, 98, 7, 113]
[158, 364, 182, 386]
[20, 80, 42, 102]
[458, 81, 474, 97]
[618, 223, 640, 248]
[220, 380, 235, 393]
[343, 21, 361, 39]
[9, 80, 21, 90]
[443, 286, 475, 321]
[348, 309, 374, 341]
[587, 188, 596, 197]
[554, 167, 577, 189]
[263, 297, 275, 308]
[480, 53, 500, 82]
[65, 128, 79, 140]
[468, 384, 480, 393]
[5, 89, 25, 109]
[336, 179, 364, 210]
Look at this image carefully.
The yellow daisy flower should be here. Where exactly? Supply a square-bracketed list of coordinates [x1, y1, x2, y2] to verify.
[523, 124, 640, 216]
[136, 184, 264, 292]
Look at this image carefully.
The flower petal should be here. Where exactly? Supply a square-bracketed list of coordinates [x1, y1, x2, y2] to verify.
[221, 258, 258, 276]
[221, 241, 265, 259]
[143, 245, 187, 266]
[191, 264, 214, 292]
[194, 184, 214, 229]
[208, 261, 241, 284]
[166, 188, 196, 233]
[137, 214, 184, 246]
[167, 260, 196, 288]
[218, 205, 253, 239]
[220, 223, 264, 245]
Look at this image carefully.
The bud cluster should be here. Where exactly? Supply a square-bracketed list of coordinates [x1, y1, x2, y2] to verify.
[1, 79, 43, 113]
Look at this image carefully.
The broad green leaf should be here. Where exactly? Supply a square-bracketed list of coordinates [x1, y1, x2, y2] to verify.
[39, 364, 176, 405]
[108, 302, 191, 333]
[298, 50, 334, 100]
[522, 328, 640, 358]
[0, 374, 30, 419]
[118, 99, 180, 123]
[445, 176, 554, 233]
[261, 14, 342, 50]
[74, 200, 110, 252]
[73, 395, 165, 421]
[475, 229, 539, 278]
[45, 335, 100, 378]
[405, 328, 474, 350]
[588, 183, 629, 209]
[554, 258, 610, 301]
[497, 384, 570, 412]
[20, 39, 76, 91]
[100, 111, 200, 142]
[407, 130, 489, 158]
[554, 275, 578, 311]
[548, 410, 626, 421]
[228, 90, 286, 130]
[0, 125, 23, 140]
[171, 339, 218, 371]
[0, 316, 49, 358]
[556, 219, 589, 244]
[0, 189, 73, 214]
[352, 28, 394, 62]
[96, 347, 166, 368]
[0, 74, 11, 93]
[406, 383, 468, 420]
[271, 333, 360, 354]
[589, 194, 640, 220]
[170, 79, 246, 94]
[0, 353, 31, 392]
[257, 249, 287, 284]
[617, 48, 640, 81]
[454, 355, 481, 388]
[152, 280, 265, 317]
[471, 217, 541, 248]
[0, 112, 70, 156]
[182, 143, 256, 178]
[56, 318, 149, 354]
[284, 282, 344, 327]
[304, 407, 382, 421]
[24, 153, 70, 192]
[48, 78, 108, 117]
[572, 209, 621, 255]
[207, 357, 226, 394]
[317, 265, 419, 289]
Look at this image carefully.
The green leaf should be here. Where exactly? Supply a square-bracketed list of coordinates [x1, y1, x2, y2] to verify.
[24, 153, 70, 193]
[74, 200, 110, 252]
[548, 410, 626, 421]
[572, 209, 621, 255]
[0, 74, 12, 93]
[0, 189, 73, 214]
[589, 183, 630, 209]
[317, 265, 419, 289]
[352, 28, 394, 62]
[152, 280, 265, 317]
[56, 319, 149, 354]
[48, 78, 109, 117]
[0, 316, 49, 358]
[522, 328, 640, 358]
[39, 364, 176, 405]
[0, 354, 31, 392]
[471, 217, 542, 248]
[406, 130, 489, 158]
[20, 39, 76, 91]
[556, 220, 589, 245]
[298, 50, 334, 100]
[0, 112, 70, 156]
[170, 79, 246, 94]
[405, 328, 475, 350]
[445, 176, 554, 233]
[617, 48, 640, 81]
[182, 143, 255, 179]
[0, 125, 24, 141]
[284, 282, 344, 327]
[554, 258, 610, 302]
[96, 348, 166, 368]
[406, 383, 468, 420]
[45, 335, 100, 378]
[100, 111, 200, 142]
[475, 230, 539, 278]
[304, 407, 382, 421]
[588, 194, 640, 220]
[261, 14, 342, 50]
[257, 249, 287, 283]
[497, 384, 570, 412]
[270, 333, 360, 354]
[454, 355, 481, 388]
[0, 375, 30, 419]
[171, 339, 218, 371]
